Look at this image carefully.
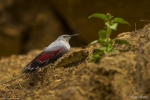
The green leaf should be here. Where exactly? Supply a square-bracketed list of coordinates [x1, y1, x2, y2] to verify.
[113, 18, 130, 26]
[105, 22, 118, 30]
[88, 40, 99, 46]
[108, 49, 120, 54]
[88, 13, 108, 21]
[91, 56, 100, 63]
[98, 47, 107, 51]
[104, 49, 120, 55]
[109, 23, 118, 30]
[115, 39, 130, 45]
[91, 49, 103, 62]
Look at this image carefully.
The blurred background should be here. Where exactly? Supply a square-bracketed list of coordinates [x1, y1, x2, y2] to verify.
[0, 0, 150, 57]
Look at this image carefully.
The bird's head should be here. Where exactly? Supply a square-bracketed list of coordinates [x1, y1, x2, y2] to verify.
[57, 34, 78, 42]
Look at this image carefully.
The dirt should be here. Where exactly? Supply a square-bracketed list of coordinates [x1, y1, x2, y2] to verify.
[0, 24, 150, 100]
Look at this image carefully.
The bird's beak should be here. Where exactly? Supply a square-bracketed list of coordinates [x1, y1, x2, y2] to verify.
[70, 34, 79, 37]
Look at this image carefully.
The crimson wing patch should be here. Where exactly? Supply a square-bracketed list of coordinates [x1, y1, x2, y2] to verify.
[22, 48, 63, 74]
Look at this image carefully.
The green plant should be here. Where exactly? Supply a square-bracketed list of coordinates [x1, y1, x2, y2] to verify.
[88, 13, 130, 62]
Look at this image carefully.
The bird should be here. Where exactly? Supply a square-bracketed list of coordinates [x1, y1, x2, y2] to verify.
[22, 34, 78, 74]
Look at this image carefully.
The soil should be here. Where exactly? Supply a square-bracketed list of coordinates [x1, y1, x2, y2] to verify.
[0, 24, 150, 100]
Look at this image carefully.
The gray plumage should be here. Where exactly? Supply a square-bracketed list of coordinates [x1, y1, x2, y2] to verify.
[22, 34, 78, 74]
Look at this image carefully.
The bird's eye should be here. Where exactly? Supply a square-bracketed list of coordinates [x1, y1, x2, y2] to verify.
[63, 36, 67, 38]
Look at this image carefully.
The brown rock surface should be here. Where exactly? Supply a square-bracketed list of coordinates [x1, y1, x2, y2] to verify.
[0, 24, 150, 100]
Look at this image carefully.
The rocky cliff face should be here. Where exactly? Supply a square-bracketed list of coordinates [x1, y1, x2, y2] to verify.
[0, 23, 150, 100]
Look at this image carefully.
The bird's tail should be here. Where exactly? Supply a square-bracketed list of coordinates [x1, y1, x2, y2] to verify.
[22, 63, 39, 74]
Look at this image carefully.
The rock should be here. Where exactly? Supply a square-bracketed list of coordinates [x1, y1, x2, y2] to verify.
[0, 24, 150, 99]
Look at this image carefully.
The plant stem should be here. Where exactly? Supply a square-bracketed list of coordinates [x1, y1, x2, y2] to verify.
[106, 27, 111, 51]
